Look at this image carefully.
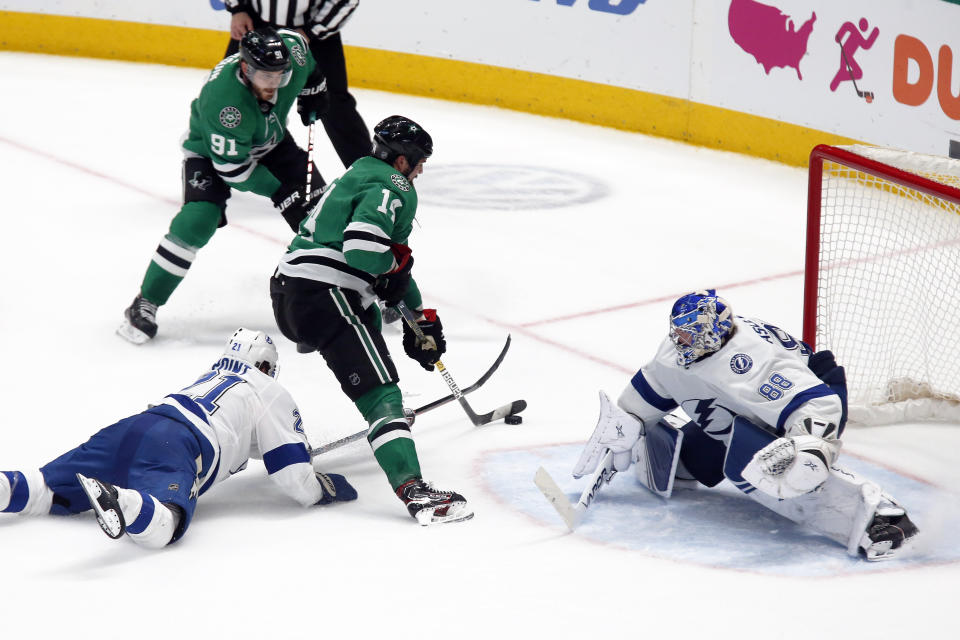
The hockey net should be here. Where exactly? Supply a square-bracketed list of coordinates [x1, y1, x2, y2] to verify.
[804, 144, 960, 426]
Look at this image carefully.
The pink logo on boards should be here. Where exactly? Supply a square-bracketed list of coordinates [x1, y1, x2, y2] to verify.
[831, 18, 879, 92]
[728, 0, 816, 79]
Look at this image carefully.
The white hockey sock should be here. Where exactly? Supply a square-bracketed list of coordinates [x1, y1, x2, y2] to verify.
[0, 470, 53, 515]
[118, 488, 179, 549]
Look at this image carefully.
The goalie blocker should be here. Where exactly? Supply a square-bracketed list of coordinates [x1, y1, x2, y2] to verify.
[566, 393, 919, 561]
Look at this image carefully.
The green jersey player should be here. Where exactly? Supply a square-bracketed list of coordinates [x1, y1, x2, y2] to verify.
[119, 26, 330, 344]
[271, 115, 473, 526]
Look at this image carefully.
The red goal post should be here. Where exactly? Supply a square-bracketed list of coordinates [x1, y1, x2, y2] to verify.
[804, 144, 960, 425]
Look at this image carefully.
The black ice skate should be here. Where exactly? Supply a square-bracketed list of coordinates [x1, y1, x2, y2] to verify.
[76, 473, 126, 540]
[397, 478, 473, 526]
[118, 295, 158, 344]
[858, 509, 919, 561]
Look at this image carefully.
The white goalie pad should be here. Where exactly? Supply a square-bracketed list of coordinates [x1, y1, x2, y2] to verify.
[723, 416, 894, 556]
[572, 391, 643, 478]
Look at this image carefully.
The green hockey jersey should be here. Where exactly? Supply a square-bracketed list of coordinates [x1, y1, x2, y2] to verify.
[181, 30, 315, 198]
[277, 156, 424, 310]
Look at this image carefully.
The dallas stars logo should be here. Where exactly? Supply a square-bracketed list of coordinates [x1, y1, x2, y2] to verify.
[219, 106, 242, 129]
[189, 171, 213, 191]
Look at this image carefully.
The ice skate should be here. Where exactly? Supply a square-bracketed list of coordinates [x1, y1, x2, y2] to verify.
[397, 478, 473, 525]
[118, 295, 158, 344]
[858, 507, 919, 561]
[76, 473, 126, 539]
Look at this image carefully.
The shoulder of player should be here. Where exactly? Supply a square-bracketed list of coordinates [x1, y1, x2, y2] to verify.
[196, 79, 259, 136]
[278, 30, 313, 76]
[354, 158, 417, 199]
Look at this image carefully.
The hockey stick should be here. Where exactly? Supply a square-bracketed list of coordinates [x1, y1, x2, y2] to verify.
[396, 301, 527, 427]
[305, 121, 316, 201]
[309, 334, 514, 457]
[296, 124, 318, 355]
[839, 41, 874, 102]
[534, 450, 616, 531]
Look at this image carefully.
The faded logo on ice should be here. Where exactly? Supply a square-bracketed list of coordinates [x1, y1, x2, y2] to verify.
[728, 0, 816, 79]
[418, 165, 608, 210]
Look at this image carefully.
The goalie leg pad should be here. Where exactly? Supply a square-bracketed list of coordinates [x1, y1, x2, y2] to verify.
[677, 420, 729, 488]
[723, 417, 918, 558]
[631, 416, 684, 498]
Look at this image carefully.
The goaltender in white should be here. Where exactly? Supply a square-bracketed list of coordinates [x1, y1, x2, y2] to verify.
[568, 289, 919, 561]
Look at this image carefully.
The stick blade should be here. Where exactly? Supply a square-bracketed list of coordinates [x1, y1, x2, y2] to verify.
[474, 399, 527, 426]
[534, 466, 582, 531]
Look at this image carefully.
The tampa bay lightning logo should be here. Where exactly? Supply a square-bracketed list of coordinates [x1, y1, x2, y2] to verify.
[730, 353, 753, 374]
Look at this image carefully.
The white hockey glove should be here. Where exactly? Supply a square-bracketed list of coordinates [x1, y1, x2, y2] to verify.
[741, 433, 841, 499]
[573, 391, 643, 478]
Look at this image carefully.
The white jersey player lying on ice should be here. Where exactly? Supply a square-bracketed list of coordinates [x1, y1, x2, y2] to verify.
[0, 328, 356, 549]
[574, 289, 918, 561]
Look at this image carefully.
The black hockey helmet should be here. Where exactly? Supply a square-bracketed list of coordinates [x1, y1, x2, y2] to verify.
[239, 27, 292, 86]
[371, 115, 434, 171]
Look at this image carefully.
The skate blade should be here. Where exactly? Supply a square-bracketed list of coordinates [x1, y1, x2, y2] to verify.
[864, 532, 920, 562]
[416, 503, 474, 526]
[76, 473, 125, 539]
[116, 320, 151, 345]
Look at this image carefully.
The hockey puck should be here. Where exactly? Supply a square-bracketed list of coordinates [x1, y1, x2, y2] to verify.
[504, 414, 523, 425]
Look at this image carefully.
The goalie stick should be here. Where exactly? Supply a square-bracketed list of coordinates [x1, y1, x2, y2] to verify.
[396, 301, 527, 427]
[534, 450, 616, 531]
[309, 334, 514, 457]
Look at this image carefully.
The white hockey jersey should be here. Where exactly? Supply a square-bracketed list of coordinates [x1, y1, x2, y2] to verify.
[619, 316, 844, 441]
[157, 356, 324, 507]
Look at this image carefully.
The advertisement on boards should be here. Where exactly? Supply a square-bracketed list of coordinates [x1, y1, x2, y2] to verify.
[5, 0, 960, 157]
[692, 0, 960, 156]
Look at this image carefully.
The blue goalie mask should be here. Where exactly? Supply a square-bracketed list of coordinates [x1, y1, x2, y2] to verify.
[669, 289, 733, 366]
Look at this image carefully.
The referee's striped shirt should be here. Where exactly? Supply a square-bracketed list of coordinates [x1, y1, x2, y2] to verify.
[225, 0, 359, 39]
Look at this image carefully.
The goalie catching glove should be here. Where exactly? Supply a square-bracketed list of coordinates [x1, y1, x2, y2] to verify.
[314, 472, 358, 505]
[741, 417, 842, 499]
[402, 309, 446, 371]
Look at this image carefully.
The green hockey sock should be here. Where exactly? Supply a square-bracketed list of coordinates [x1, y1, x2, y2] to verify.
[140, 201, 221, 305]
[357, 384, 421, 490]
[141, 260, 185, 306]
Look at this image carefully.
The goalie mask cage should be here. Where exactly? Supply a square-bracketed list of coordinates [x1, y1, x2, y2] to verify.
[804, 144, 960, 426]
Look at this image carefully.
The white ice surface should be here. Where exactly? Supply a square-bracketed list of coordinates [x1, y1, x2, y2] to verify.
[1, 52, 958, 639]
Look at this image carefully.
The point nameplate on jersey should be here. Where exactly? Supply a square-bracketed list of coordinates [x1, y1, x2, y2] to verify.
[391, 174, 411, 192]
[730, 353, 753, 374]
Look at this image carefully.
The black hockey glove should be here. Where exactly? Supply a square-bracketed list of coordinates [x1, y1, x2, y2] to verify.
[314, 472, 358, 505]
[272, 183, 310, 232]
[372, 244, 414, 305]
[297, 69, 330, 126]
[403, 308, 447, 371]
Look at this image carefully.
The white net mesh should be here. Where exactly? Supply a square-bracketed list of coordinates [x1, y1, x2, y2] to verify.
[814, 145, 960, 425]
